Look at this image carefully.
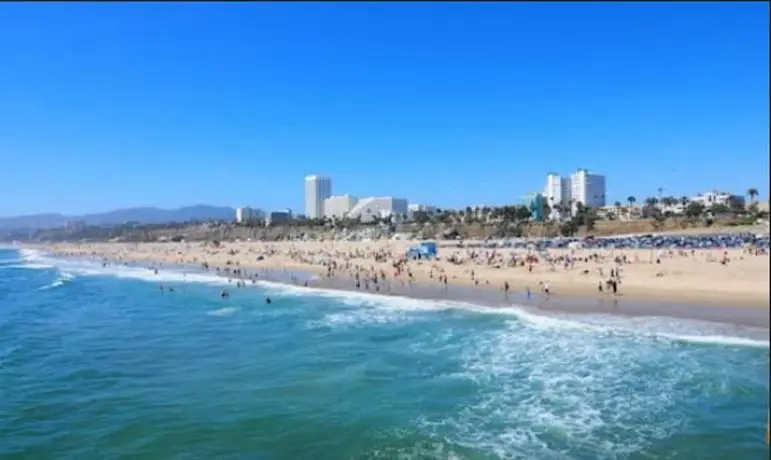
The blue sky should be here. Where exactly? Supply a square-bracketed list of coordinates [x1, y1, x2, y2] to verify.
[0, 2, 768, 216]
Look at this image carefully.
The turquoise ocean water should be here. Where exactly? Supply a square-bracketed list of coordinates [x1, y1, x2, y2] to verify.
[1, 248, 769, 459]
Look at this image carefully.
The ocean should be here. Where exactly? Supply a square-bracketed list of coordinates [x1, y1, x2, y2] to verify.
[1, 248, 768, 460]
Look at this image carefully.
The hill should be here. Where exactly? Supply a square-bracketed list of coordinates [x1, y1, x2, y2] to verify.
[0, 205, 236, 230]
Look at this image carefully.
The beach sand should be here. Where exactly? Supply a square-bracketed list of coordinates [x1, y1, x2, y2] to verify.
[26, 240, 770, 327]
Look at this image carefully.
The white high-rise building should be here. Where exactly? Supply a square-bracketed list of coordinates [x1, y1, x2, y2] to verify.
[570, 168, 606, 209]
[543, 173, 572, 220]
[236, 207, 253, 223]
[236, 206, 265, 223]
[304, 175, 332, 219]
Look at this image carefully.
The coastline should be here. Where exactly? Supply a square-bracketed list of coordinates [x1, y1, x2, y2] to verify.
[16, 244, 771, 329]
[22, 242, 771, 309]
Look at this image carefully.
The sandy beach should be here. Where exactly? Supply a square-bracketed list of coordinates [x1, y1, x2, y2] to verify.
[28, 239, 770, 314]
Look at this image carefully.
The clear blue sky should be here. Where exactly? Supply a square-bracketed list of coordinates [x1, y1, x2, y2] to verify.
[0, 2, 768, 216]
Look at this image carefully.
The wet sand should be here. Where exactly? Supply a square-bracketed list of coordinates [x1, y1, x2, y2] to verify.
[297, 269, 770, 329]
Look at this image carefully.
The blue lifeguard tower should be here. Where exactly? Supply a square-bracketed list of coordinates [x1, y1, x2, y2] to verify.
[406, 241, 438, 259]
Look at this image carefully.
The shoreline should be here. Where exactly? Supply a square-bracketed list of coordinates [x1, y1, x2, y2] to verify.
[17, 245, 771, 330]
[21, 243, 771, 310]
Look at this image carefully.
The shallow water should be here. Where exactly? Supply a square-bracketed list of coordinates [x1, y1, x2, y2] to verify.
[1, 248, 769, 459]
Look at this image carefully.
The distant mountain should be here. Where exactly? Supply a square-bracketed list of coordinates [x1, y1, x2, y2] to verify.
[0, 205, 236, 230]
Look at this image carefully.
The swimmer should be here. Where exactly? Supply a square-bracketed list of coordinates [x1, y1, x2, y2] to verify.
[266, 297, 272, 304]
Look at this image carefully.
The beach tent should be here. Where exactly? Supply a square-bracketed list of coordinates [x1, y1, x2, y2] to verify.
[406, 241, 438, 259]
[420, 241, 438, 257]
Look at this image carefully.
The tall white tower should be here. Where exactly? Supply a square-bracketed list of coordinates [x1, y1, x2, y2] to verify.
[543, 172, 572, 219]
[570, 168, 606, 209]
[304, 175, 332, 219]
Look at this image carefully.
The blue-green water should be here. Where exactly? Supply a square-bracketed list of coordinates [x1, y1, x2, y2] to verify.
[1, 248, 769, 459]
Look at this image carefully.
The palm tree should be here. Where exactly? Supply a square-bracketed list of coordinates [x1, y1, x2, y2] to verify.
[551, 203, 562, 219]
[627, 196, 636, 207]
[747, 188, 759, 205]
[516, 205, 532, 221]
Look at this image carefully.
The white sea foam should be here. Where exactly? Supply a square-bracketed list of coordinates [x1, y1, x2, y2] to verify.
[264, 279, 770, 348]
[260, 280, 456, 312]
[39, 272, 75, 291]
[258, 281, 456, 330]
[2, 263, 55, 270]
[19, 249, 56, 269]
[415, 311, 766, 458]
[308, 307, 421, 330]
[207, 307, 240, 317]
[19, 249, 228, 286]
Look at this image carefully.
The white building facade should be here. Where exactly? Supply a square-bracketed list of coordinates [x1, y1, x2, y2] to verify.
[543, 173, 572, 220]
[265, 209, 293, 226]
[304, 175, 332, 219]
[236, 207, 265, 223]
[323, 194, 359, 219]
[236, 207, 252, 224]
[407, 204, 437, 222]
[570, 169, 606, 209]
[347, 197, 409, 223]
[690, 190, 745, 208]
